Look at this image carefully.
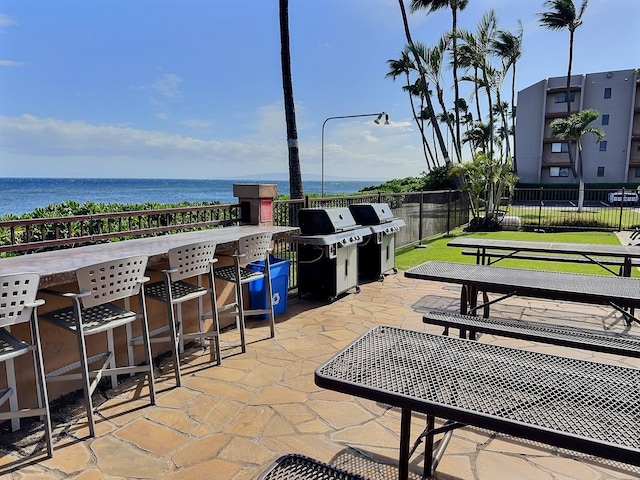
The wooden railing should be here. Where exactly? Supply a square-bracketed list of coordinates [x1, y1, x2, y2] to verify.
[0, 204, 242, 254]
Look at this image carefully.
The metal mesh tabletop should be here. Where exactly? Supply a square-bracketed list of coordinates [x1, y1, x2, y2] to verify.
[405, 261, 640, 307]
[258, 454, 369, 480]
[315, 326, 640, 466]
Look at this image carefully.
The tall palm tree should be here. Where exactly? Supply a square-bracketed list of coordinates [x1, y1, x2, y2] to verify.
[491, 23, 523, 171]
[550, 109, 604, 212]
[459, 11, 498, 158]
[279, 0, 303, 199]
[386, 52, 437, 169]
[411, 37, 461, 162]
[411, 0, 469, 163]
[538, 0, 587, 113]
[397, 0, 451, 168]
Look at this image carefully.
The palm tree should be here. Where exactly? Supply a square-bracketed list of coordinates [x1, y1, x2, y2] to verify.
[550, 109, 604, 212]
[397, 0, 451, 168]
[491, 23, 523, 171]
[386, 51, 437, 169]
[411, 0, 469, 163]
[538, 0, 589, 176]
[411, 37, 461, 162]
[279, 0, 303, 199]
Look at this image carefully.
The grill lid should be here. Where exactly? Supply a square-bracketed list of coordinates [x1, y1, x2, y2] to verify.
[298, 207, 359, 235]
[349, 203, 395, 225]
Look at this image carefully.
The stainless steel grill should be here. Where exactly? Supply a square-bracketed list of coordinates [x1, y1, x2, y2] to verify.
[292, 207, 370, 301]
[348, 203, 405, 281]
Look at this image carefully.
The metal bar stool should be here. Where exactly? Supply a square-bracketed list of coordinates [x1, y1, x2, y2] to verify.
[40, 255, 155, 438]
[138, 240, 220, 387]
[214, 232, 275, 353]
[0, 273, 53, 457]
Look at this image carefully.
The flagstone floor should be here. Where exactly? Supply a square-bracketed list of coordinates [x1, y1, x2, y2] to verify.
[1, 271, 639, 479]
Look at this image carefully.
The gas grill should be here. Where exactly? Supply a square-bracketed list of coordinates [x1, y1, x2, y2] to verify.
[348, 203, 406, 281]
[292, 207, 371, 301]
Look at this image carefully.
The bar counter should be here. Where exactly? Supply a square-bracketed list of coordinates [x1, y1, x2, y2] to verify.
[0, 225, 299, 408]
[0, 225, 298, 288]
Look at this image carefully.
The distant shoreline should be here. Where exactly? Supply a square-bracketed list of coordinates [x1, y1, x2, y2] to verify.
[0, 177, 380, 217]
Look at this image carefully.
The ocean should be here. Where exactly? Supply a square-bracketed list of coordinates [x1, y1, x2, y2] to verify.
[0, 178, 381, 217]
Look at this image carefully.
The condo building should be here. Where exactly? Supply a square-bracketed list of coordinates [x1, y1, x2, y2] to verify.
[515, 68, 640, 185]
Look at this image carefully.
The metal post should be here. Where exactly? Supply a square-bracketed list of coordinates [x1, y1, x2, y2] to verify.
[446, 188, 452, 236]
[537, 187, 543, 232]
[321, 112, 389, 197]
[619, 187, 625, 232]
[417, 191, 425, 247]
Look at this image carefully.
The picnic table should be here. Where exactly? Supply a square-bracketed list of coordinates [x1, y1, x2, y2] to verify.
[447, 237, 640, 276]
[404, 260, 640, 325]
[315, 326, 640, 479]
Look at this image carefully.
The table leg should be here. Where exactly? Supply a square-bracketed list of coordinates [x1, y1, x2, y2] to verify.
[423, 414, 435, 478]
[399, 408, 411, 480]
[460, 285, 468, 315]
[623, 257, 631, 278]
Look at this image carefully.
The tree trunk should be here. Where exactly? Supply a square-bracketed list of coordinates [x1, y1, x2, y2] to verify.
[279, 0, 303, 199]
[451, 7, 462, 164]
[397, 0, 451, 168]
[510, 62, 518, 174]
[576, 143, 584, 212]
[565, 30, 576, 179]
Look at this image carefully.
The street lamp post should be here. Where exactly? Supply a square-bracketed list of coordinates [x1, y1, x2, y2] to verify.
[321, 112, 389, 196]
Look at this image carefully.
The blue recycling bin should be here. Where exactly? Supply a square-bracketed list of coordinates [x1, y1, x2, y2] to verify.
[248, 257, 290, 318]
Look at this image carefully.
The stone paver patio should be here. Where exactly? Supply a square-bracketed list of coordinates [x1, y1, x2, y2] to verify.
[1, 271, 639, 479]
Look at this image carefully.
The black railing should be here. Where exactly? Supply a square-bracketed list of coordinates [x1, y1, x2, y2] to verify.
[508, 187, 640, 231]
[0, 204, 241, 254]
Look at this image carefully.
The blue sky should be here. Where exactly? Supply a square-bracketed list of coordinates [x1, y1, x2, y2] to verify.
[0, 0, 638, 181]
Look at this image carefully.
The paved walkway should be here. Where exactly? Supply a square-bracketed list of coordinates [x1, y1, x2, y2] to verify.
[1, 272, 639, 479]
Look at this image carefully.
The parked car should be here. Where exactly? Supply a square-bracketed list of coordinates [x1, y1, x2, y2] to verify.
[608, 190, 639, 205]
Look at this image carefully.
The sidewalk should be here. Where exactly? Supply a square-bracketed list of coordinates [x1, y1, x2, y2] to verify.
[1, 272, 639, 479]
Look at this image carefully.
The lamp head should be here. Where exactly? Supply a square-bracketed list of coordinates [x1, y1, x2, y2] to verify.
[374, 112, 389, 125]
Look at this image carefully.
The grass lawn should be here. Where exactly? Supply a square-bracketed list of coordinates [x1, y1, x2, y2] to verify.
[395, 229, 638, 277]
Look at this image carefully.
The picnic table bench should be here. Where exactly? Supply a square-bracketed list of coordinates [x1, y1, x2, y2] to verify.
[459, 249, 640, 273]
[316, 326, 640, 479]
[422, 309, 640, 358]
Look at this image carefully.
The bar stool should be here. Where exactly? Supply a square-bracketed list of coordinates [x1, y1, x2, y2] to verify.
[41, 255, 155, 438]
[0, 273, 53, 457]
[138, 240, 220, 387]
[214, 232, 275, 353]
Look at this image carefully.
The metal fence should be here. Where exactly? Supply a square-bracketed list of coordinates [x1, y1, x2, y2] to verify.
[507, 187, 640, 232]
[0, 204, 241, 254]
[270, 190, 471, 289]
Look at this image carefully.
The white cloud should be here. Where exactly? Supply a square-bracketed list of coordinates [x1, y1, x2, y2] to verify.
[0, 13, 16, 30]
[151, 73, 182, 99]
[0, 59, 22, 67]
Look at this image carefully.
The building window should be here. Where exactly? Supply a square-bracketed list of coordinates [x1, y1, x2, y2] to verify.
[599, 141, 607, 151]
[604, 87, 612, 99]
[635, 167, 640, 178]
[597, 166, 605, 177]
[549, 167, 569, 177]
[551, 142, 569, 153]
[555, 91, 575, 103]
[601, 114, 609, 125]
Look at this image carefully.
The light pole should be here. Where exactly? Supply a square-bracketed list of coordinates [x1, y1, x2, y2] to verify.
[321, 112, 389, 196]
